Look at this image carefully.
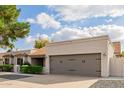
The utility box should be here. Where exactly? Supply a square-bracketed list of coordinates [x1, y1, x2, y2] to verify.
[14, 65, 20, 73]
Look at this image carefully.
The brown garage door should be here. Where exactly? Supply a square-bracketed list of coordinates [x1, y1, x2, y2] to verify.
[50, 53, 101, 77]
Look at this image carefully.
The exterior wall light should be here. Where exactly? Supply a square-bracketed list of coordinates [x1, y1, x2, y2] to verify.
[103, 53, 107, 56]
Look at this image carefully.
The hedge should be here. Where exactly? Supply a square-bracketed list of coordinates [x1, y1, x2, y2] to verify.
[20, 65, 43, 74]
[0, 64, 13, 72]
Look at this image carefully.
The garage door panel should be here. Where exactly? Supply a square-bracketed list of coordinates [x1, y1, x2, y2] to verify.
[50, 53, 101, 76]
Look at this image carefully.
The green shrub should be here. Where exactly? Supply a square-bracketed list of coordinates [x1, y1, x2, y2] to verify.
[0, 64, 13, 72]
[22, 61, 31, 66]
[20, 65, 43, 74]
[20, 65, 29, 73]
[30, 66, 43, 74]
[21, 65, 29, 67]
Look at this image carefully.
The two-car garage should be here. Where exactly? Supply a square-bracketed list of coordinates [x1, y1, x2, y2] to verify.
[50, 53, 101, 77]
[46, 35, 114, 77]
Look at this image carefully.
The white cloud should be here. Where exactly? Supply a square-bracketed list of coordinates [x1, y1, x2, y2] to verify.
[25, 35, 35, 44]
[25, 25, 124, 50]
[51, 25, 124, 42]
[53, 5, 124, 21]
[51, 27, 91, 41]
[36, 33, 49, 40]
[36, 13, 61, 29]
[105, 19, 113, 23]
[26, 13, 61, 29]
[25, 34, 49, 44]
[26, 18, 35, 23]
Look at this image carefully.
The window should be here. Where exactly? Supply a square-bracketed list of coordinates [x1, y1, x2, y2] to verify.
[17, 58, 23, 65]
[5, 58, 9, 64]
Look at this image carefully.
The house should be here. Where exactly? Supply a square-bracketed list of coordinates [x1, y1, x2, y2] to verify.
[28, 48, 45, 68]
[0, 48, 46, 69]
[45, 35, 114, 77]
[0, 35, 119, 77]
[2, 50, 30, 65]
[0, 53, 5, 65]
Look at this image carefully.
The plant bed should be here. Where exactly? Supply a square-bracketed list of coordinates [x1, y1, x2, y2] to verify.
[20, 65, 43, 74]
[0, 64, 13, 72]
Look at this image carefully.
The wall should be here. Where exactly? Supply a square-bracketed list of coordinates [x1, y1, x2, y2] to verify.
[31, 58, 43, 65]
[46, 36, 111, 77]
[27, 56, 31, 64]
[107, 41, 115, 76]
[0, 59, 3, 64]
[110, 57, 124, 76]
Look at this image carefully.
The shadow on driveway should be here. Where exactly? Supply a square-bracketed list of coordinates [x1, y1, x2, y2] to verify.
[0, 74, 32, 82]
[0, 74, 32, 80]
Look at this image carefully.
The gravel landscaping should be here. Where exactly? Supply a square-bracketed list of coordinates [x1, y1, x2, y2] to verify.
[90, 80, 124, 88]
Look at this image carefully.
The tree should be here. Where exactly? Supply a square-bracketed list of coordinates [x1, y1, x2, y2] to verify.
[0, 5, 30, 49]
[34, 38, 49, 49]
[121, 51, 124, 57]
[6, 49, 12, 52]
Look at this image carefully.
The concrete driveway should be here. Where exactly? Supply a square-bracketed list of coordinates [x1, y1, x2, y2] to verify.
[0, 72, 99, 88]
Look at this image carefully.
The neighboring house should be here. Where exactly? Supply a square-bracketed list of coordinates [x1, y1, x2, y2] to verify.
[113, 42, 121, 57]
[0, 53, 5, 65]
[0, 35, 120, 77]
[0, 48, 46, 68]
[3, 50, 30, 65]
[28, 48, 45, 67]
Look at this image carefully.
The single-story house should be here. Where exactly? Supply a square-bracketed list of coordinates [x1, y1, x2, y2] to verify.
[1, 48, 46, 68]
[0, 35, 121, 77]
[0, 53, 5, 65]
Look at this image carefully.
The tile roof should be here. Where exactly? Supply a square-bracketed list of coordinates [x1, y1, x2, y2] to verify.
[0, 53, 6, 59]
[0, 48, 46, 58]
[2, 50, 30, 57]
[28, 47, 46, 56]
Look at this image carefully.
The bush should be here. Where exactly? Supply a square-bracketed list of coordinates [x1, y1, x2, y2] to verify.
[0, 64, 13, 72]
[22, 61, 31, 66]
[20, 65, 43, 74]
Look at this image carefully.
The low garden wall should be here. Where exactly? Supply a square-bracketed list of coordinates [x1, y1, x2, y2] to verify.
[110, 57, 124, 76]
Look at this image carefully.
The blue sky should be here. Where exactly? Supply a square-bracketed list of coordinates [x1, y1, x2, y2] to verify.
[1, 5, 124, 52]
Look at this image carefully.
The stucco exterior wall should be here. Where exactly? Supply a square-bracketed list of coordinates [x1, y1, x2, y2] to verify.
[13, 57, 17, 65]
[107, 41, 115, 76]
[27, 56, 31, 64]
[47, 39, 107, 56]
[46, 36, 113, 77]
[0, 60, 3, 64]
[110, 57, 124, 76]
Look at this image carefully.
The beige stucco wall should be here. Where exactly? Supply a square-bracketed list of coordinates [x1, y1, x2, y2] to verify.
[110, 57, 124, 76]
[46, 36, 113, 77]
[27, 56, 31, 64]
[13, 57, 17, 65]
[107, 41, 115, 76]
[0, 59, 3, 64]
